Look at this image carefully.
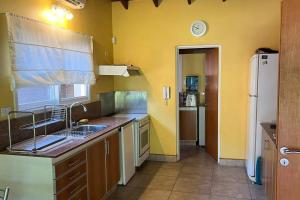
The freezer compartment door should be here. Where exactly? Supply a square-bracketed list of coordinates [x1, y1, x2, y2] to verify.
[256, 53, 279, 123]
[246, 96, 257, 177]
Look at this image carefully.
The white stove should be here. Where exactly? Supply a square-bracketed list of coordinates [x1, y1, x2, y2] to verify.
[114, 113, 150, 167]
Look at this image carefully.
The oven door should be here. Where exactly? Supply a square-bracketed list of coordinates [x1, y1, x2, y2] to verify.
[139, 122, 150, 157]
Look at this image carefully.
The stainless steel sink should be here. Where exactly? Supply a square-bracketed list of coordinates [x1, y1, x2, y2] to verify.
[72, 125, 108, 133]
[54, 125, 108, 139]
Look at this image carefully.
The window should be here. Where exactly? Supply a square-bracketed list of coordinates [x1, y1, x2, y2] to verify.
[16, 84, 89, 111]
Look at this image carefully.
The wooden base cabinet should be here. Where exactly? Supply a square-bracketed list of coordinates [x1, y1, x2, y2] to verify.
[0, 129, 121, 200]
[55, 151, 88, 200]
[262, 129, 277, 200]
[87, 131, 120, 199]
[179, 108, 198, 141]
[106, 133, 120, 191]
[87, 140, 106, 200]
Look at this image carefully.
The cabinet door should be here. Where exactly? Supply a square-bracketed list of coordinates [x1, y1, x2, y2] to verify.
[87, 140, 106, 200]
[262, 133, 268, 187]
[106, 132, 120, 191]
[270, 142, 277, 200]
[180, 110, 197, 141]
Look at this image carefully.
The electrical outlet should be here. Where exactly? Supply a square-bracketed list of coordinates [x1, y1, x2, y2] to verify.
[1, 107, 12, 117]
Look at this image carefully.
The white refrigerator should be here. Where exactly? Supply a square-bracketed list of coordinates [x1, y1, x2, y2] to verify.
[245, 53, 279, 182]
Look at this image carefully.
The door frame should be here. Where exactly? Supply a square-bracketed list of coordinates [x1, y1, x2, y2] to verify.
[175, 44, 222, 163]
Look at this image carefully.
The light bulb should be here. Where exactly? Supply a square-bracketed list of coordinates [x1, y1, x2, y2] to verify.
[66, 12, 74, 20]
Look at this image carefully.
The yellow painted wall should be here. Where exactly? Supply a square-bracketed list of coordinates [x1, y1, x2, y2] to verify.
[182, 53, 206, 104]
[112, 0, 281, 159]
[0, 0, 114, 115]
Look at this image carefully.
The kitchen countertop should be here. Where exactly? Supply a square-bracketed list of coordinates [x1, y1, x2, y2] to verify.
[179, 106, 198, 111]
[261, 123, 277, 146]
[0, 116, 134, 158]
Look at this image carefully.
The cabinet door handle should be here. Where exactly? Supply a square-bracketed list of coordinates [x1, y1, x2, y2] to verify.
[107, 141, 110, 155]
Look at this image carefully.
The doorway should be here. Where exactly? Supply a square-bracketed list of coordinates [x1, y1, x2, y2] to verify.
[176, 45, 221, 162]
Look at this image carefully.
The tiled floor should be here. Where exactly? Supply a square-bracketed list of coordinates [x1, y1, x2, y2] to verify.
[108, 145, 266, 200]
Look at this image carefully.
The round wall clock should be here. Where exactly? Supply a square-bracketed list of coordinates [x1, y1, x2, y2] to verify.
[191, 20, 207, 37]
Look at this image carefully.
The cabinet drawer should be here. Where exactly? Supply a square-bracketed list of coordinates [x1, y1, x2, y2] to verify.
[56, 163, 87, 191]
[55, 151, 86, 177]
[70, 187, 88, 200]
[56, 175, 87, 200]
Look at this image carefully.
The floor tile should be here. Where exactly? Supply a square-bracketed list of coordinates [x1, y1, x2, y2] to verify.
[138, 161, 182, 177]
[249, 183, 266, 200]
[108, 187, 144, 200]
[210, 195, 250, 200]
[138, 189, 171, 200]
[169, 191, 210, 200]
[128, 173, 177, 190]
[213, 166, 247, 183]
[211, 182, 251, 199]
[109, 146, 265, 200]
[212, 174, 248, 184]
[173, 176, 212, 194]
[180, 165, 213, 178]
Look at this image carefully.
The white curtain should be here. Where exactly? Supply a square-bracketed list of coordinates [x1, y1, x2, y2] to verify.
[6, 13, 96, 90]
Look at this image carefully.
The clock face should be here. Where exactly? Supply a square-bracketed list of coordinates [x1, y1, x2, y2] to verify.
[191, 20, 207, 37]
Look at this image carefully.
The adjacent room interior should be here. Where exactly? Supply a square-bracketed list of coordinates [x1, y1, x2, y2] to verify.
[176, 47, 219, 161]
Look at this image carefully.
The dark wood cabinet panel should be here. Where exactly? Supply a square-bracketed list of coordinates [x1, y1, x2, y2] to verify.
[56, 175, 87, 200]
[87, 140, 106, 200]
[56, 163, 87, 191]
[179, 110, 197, 141]
[70, 188, 88, 200]
[55, 151, 86, 178]
[106, 132, 120, 191]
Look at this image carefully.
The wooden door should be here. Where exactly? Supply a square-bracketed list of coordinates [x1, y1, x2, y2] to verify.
[87, 140, 106, 200]
[205, 48, 219, 160]
[106, 132, 120, 191]
[277, 0, 300, 199]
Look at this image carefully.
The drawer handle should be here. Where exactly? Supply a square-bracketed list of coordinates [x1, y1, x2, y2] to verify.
[70, 184, 83, 195]
[68, 159, 81, 168]
[69, 171, 82, 181]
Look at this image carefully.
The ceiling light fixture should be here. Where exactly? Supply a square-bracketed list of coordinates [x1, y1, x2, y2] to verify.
[51, 5, 73, 21]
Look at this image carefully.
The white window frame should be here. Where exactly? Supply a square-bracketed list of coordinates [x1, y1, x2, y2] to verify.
[59, 84, 91, 106]
[15, 84, 90, 111]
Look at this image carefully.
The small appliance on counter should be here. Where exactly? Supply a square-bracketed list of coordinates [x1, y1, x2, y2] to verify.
[186, 94, 197, 107]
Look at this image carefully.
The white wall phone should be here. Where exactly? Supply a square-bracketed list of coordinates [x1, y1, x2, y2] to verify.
[163, 86, 170, 103]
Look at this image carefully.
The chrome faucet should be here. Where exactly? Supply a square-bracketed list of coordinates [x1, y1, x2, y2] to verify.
[69, 102, 88, 129]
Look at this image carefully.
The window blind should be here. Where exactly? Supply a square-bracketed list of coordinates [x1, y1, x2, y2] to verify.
[6, 13, 96, 90]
